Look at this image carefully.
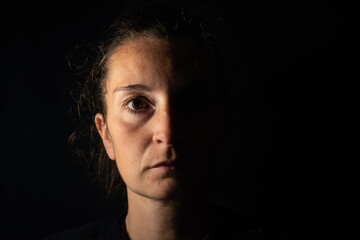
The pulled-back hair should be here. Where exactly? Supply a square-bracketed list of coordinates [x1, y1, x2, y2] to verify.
[68, 0, 223, 198]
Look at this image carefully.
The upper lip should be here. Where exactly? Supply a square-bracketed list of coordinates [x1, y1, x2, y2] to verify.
[150, 160, 177, 168]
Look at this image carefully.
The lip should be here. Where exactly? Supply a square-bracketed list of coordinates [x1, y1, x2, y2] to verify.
[151, 161, 177, 169]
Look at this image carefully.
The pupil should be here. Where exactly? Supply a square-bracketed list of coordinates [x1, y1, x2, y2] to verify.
[132, 100, 142, 109]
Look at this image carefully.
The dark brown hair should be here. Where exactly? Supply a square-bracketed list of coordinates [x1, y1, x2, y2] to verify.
[68, 0, 223, 198]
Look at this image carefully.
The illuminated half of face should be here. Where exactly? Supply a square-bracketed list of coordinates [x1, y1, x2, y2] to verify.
[95, 36, 223, 200]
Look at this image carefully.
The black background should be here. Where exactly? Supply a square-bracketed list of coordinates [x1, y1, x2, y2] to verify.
[1, 0, 347, 239]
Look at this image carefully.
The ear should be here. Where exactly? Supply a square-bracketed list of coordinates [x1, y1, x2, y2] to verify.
[95, 113, 116, 160]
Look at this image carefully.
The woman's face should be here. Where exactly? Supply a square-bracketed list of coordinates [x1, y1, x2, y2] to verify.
[96, 36, 223, 200]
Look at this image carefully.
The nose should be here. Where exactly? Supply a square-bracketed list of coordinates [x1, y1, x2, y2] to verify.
[152, 108, 174, 146]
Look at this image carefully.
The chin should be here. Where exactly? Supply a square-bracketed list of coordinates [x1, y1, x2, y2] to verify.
[141, 178, 191, 201]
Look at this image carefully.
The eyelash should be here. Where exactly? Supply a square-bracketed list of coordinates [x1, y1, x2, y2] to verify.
[123, 96, 152, 114]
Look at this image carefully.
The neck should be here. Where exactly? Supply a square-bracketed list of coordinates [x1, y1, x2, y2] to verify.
[124, 190, 214, 240]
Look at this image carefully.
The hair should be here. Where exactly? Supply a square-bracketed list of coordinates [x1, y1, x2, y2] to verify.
[68, 0, 223, 198]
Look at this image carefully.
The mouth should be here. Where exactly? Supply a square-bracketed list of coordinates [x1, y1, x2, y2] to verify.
[151, 161, 178, 170]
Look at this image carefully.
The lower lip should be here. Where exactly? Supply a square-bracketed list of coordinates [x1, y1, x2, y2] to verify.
[154, 165, 177, 170]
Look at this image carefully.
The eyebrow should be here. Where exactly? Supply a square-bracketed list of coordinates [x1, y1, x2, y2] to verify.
[112, 84, 152, 93]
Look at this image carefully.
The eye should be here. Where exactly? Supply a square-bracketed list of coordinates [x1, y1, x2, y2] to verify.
[124, 96, 151, 113]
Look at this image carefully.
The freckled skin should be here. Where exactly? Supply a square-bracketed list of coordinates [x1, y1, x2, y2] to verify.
[96, 36, 222, 201]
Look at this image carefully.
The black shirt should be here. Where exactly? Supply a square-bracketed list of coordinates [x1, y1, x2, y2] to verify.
[43, 208, 283, 240]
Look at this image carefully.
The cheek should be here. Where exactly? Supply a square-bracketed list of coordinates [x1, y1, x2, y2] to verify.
[110, 115, 152, 163]
[179, 107, 222, 162]
[109, 117, 152, 180]
[184, 107, 221, 138]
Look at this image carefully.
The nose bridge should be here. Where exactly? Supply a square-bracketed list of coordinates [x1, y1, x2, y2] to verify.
[152, 99, 175, 145]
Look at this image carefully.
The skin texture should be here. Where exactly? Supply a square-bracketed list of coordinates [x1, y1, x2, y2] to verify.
[95, 36, 223, 240]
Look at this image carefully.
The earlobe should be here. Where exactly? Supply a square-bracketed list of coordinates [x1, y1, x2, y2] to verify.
[95, 113, 116, 160]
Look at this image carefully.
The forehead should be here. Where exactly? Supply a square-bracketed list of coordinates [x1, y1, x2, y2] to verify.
[106, 36, 216, 92]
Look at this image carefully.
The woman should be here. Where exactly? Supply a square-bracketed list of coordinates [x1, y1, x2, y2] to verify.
[44, 1, 270, 239]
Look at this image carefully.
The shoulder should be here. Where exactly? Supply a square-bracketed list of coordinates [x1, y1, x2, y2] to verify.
[42, 216, 122, 240]
[210, 205, 286, 240]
